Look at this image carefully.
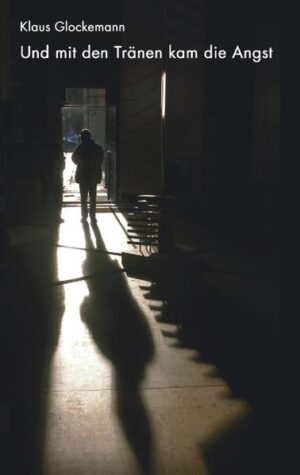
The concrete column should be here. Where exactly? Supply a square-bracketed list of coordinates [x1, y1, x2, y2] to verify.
[119, 0, 164, 199]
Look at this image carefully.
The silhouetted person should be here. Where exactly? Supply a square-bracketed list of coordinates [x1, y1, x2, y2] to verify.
[72, 129, 104, 223]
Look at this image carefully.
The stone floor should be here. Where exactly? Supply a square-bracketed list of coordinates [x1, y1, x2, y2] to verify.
[1, 206, 280, 474]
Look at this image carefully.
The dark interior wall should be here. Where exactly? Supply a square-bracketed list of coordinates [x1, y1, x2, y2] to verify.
[119, 0, 164, 198]
[0, 0, 11, 253]
[119, 0, 206, 199]
[200, 0, 281, 225]
[164, 0, 205, 194]
[0, 0, 11, 101]
[5, 3, 63, 222]
[119, 0, 281, 207]
[201, 2, 255, 211]
[251, 24, 280, 183]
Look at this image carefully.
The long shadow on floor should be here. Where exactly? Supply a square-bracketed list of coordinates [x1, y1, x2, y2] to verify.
[80, 222, 155, 474]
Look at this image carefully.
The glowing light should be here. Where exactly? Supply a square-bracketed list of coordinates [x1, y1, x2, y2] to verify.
[161, 71, 166, 119]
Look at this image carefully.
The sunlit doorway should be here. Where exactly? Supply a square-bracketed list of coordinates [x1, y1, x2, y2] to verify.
[61, 88, 117, 204]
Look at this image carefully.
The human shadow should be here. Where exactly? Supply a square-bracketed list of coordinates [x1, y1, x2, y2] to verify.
[80, 221, 155, 474]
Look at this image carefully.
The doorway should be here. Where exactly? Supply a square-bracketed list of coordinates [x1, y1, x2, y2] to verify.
[61, 88, 117, 204]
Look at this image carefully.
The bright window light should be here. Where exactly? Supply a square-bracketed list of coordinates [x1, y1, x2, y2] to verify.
[161, 71, 166, 119]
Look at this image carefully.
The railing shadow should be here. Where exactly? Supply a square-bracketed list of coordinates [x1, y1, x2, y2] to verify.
[134, 255, 280, 474]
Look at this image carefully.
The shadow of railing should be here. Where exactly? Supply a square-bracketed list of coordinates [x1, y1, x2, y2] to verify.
[123, 251, 280, 474]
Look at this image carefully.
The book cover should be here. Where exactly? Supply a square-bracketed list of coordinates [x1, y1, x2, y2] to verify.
[0, 1, 281, 474]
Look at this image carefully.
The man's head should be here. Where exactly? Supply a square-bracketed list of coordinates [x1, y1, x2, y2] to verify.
[80, 129, 92, 143]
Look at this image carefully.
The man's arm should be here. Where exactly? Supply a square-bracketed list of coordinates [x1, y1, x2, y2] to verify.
[72, 147, 80, 164]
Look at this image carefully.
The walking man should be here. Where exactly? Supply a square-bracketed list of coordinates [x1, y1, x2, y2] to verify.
[72, 129, 104, 223]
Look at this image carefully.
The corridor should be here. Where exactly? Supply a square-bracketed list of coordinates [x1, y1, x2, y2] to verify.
[25, 207, 249, 474]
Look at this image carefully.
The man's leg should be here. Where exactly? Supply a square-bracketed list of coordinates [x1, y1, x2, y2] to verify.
[89, 183, 97, 221]
[79, 183, 88, 220]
